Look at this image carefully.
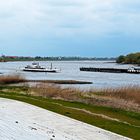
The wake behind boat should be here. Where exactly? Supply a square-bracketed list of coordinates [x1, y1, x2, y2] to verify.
[23, 62, 60, 73]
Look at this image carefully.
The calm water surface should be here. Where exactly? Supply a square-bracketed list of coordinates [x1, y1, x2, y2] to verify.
[0, 61, 140, 89]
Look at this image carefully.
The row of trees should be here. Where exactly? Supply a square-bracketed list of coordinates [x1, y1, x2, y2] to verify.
[0, 56, 116, 62]
[116, 52, 140, 64]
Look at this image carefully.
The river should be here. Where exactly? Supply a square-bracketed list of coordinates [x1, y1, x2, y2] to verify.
[0, 61, 140, 89]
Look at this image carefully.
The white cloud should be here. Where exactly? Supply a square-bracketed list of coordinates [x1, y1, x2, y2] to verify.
[0, 0, 140, 40]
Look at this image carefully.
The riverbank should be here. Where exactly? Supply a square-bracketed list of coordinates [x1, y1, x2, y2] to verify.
[26, 80, 92, 84]
[0, 75, 139, 112]
[0, 98, 130, 140]
[0, 74, 92, 84]
[0, 84, 140, 139]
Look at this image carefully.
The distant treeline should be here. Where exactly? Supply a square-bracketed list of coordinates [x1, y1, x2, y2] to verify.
[116, 52, 140, 65]
[0, 56, 116, 62]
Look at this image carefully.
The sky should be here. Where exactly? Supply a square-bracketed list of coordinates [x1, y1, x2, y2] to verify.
[0, 0, 140, 57]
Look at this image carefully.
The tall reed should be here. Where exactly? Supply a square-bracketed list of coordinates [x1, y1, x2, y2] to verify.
[30, 84, 140, 112]
[0, 74, 26, 84]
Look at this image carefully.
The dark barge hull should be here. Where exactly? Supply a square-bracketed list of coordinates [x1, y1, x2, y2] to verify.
[80, 67, 140, 74]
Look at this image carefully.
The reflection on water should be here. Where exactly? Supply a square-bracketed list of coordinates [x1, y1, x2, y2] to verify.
[0, 61, 140, 89]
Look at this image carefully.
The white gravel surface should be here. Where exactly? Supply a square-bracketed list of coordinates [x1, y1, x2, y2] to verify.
[0, 98, 131, 140]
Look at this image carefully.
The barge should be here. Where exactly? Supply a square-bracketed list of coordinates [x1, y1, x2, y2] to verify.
[80, 67, 140, 74]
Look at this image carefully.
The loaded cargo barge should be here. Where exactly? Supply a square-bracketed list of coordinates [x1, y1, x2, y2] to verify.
[80, 67, 140, 74]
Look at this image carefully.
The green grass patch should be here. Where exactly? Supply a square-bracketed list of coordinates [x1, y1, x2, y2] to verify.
[0, 91, 140, 140]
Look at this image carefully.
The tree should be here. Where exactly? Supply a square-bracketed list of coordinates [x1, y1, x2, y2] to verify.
[116, 55, 125, 63]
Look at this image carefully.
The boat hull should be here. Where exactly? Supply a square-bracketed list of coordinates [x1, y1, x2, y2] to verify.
[80, 67, 140, 74]
[23, 68, 58, 73]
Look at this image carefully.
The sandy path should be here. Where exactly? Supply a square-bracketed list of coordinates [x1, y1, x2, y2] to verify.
[0, 98, 131, 140]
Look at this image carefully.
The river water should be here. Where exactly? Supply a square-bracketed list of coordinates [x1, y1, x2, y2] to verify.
[0, 61, 140, 89]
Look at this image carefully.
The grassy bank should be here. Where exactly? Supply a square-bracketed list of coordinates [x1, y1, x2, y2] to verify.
[30, 83, 140, 112]
[0, 85, 140, 139]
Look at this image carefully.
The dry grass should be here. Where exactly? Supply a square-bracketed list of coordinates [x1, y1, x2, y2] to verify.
[0, 74, 26, 84]
[30, 83, 140, 112]
[0, 74, 139, 112]
[97, 86, 140, 105]
[31, 83, 82, 101]
[83, 86, 140, 112]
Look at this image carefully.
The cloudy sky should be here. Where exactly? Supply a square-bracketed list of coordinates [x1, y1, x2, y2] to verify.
[0, 0, 140, 57]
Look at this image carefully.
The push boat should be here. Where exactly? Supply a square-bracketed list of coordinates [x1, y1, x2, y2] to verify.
[23, 63, 60, 73]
